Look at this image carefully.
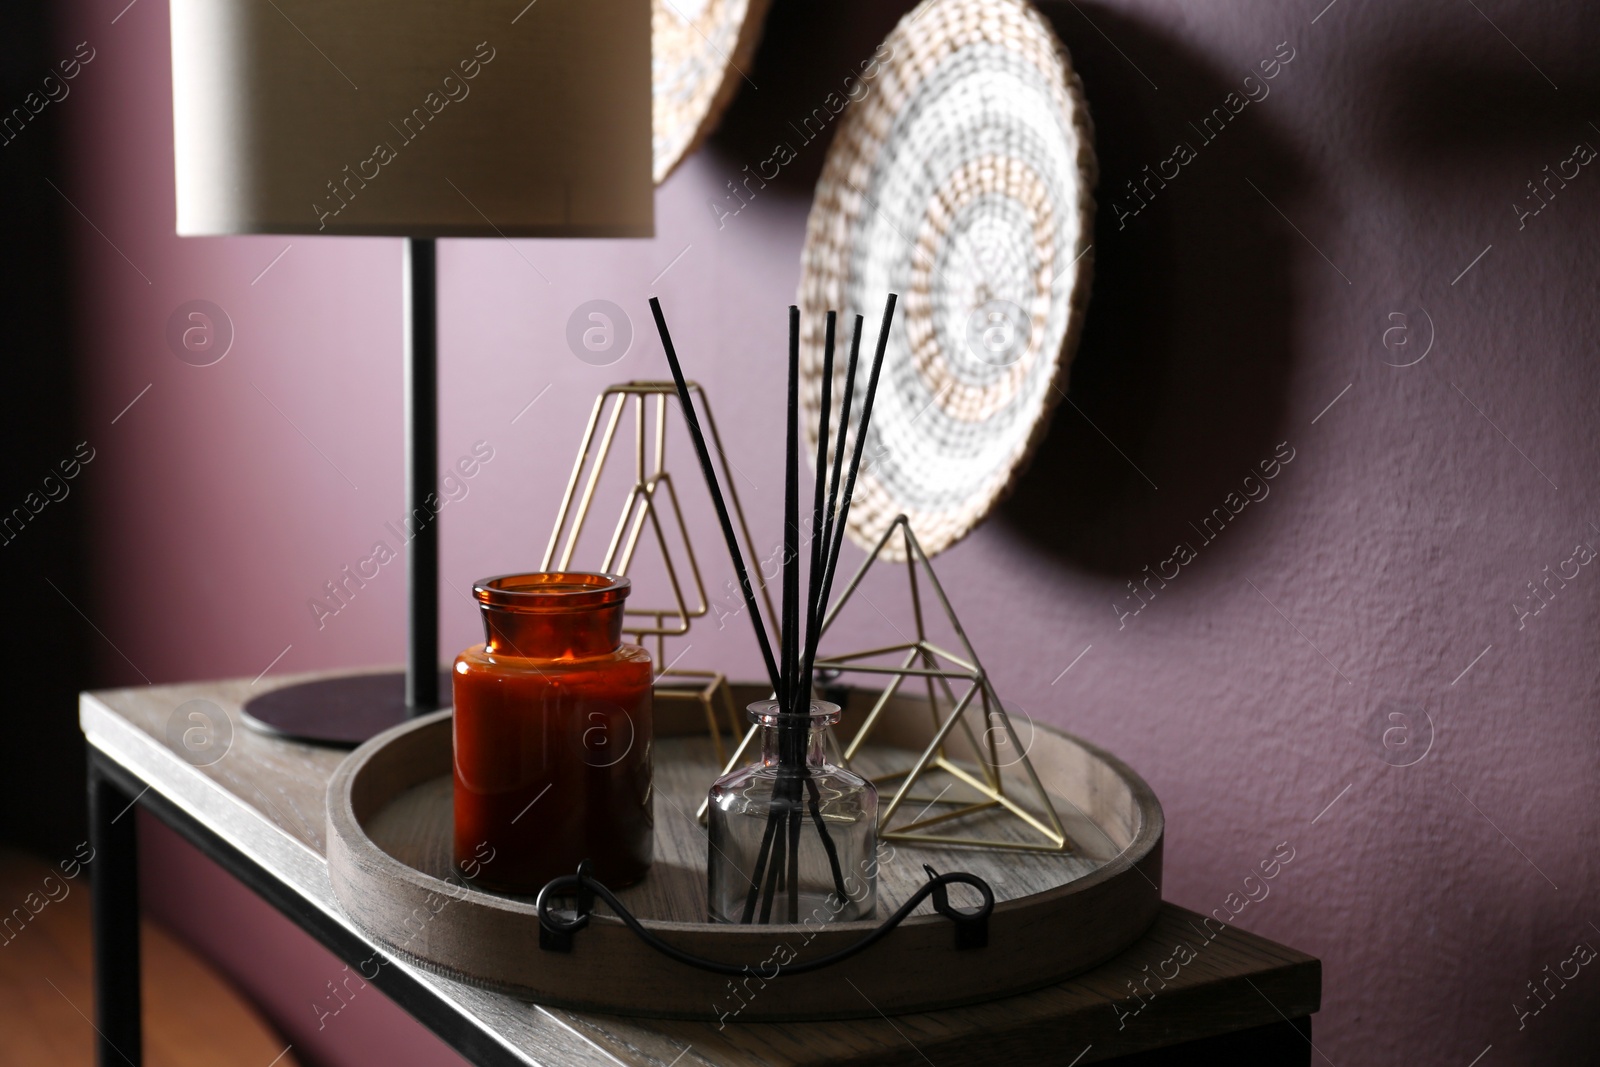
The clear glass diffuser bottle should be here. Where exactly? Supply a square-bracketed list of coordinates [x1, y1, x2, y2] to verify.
[707, 700, 878, 924]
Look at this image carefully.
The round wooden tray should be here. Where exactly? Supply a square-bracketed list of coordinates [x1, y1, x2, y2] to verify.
[326, 686, 1162, 1020]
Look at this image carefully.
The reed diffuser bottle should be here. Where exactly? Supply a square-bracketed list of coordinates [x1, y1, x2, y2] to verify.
[707, 700, 877, 924]
[651, 290, 899, 925]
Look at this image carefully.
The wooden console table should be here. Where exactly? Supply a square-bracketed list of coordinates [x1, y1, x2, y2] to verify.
[80, 671, 1321, 1066]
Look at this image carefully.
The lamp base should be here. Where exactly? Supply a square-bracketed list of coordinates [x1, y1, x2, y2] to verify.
[240, 670, 451, 748]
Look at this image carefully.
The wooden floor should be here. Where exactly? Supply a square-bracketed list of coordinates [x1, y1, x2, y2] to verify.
[0, 849, 301, 1067]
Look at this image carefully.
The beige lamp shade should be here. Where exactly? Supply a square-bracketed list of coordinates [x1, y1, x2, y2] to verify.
[171, 0, 653, 237]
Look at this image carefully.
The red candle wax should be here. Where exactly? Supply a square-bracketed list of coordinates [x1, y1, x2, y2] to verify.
[453, 572, 653, 894]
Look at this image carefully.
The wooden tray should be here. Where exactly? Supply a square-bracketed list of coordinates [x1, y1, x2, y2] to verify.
[326, 685, 1162, 1020]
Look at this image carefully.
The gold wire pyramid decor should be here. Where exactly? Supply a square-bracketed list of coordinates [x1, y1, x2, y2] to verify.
[814, 515, 1071, 853]
[696, 511, 1072, 850]
[543, 381, 776, 765]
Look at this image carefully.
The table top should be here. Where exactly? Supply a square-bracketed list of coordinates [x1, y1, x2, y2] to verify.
[80, 669, 1320, 1067]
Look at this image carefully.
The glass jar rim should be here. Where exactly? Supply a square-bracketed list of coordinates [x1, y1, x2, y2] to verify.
[747, 699, 841, 725]
[473, 572, 630, 612]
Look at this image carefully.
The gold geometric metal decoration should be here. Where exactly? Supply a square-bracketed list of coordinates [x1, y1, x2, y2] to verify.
[813, 515, 1071, 853]
[543, 381, 777, 765]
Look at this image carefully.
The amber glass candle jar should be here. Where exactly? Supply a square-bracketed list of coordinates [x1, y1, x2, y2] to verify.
[453, 573, 653, 895]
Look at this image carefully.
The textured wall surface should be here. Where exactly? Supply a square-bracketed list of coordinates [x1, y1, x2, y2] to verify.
[61, 0, 1598, 1064]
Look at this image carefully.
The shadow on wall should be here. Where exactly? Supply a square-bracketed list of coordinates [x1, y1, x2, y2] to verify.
[704, 0, 915, 204]
[1366, 49, 1600, 170]
[998, 1, 1307, 576]
[706, 0, 1311, 579]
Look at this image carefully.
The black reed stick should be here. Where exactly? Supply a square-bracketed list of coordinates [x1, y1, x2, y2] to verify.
[782, 305, 801, 721]
[741, 804, 780, 923]
[814, 314, 863, 635]
[806, 773, 848, 898]
[654, 294, 898, 924]
[787, 806, 802, 923]
[802, 313, 863, 689]
[805, 311, 836, 661]
[816, 294, 897, 631]
[758, 822, 784, 924]
[650, 297, 781, 698]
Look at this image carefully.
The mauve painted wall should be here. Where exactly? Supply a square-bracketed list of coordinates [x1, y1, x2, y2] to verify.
[62, 0, 1599, 1063]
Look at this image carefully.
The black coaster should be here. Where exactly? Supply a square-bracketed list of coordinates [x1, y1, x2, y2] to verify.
[240, 670, 451, 748]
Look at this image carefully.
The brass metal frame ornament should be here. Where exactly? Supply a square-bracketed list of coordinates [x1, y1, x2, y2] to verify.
[817, 516, 1071, 853]
[542, 381, 775, 764]
[699, 514, 1072, 853]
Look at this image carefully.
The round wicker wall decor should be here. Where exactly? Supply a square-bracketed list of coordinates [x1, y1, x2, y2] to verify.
[799, 0, 1097, 559]
[652, 0, 770, 183]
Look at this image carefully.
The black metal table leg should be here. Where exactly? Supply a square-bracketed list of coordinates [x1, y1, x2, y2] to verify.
[89, 753, 142, 1067]
[82, 748, 526, 1067]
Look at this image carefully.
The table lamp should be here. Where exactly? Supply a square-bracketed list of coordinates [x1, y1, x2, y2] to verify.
[169, 0, 652, 744]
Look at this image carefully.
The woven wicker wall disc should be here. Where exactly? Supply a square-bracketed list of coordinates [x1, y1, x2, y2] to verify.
[798, 0, 1097, 559]
[652, 0, 770, 183]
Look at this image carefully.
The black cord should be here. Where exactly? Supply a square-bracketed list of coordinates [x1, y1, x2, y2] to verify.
[536, 863, 993, 975]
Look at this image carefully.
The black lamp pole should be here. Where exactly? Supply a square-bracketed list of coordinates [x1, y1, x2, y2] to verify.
[241, 238, 442, 744]
[172, 0, 654, 750]
[405, 237, 440, 714]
